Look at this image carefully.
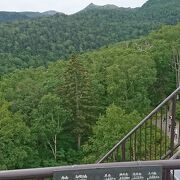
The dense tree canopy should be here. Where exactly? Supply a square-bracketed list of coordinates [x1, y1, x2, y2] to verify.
[83, 104, 141, 163]
[0, 0, 179, 74]
[0, 99, 30, 169]
[0, 0, 179, 169]
[0, 11, 61, 23]
[0, 23, 179, 169]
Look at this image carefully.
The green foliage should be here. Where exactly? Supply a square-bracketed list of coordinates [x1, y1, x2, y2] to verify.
[176, 101, 180, 121]
[32, 93, 71, 162]
[83, 104, 141, 163]
[61, 56, 99, 149]
[0, 23, 179, 169]
[0, 11, 62, 23]
[0, 0, 179, 74]
[0, 12, 30, 23]
[106, 53, 156, 113]
[0, 100, 30, 169]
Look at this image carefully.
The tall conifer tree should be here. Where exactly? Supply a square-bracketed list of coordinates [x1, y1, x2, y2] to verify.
[62, 55, 97, 149]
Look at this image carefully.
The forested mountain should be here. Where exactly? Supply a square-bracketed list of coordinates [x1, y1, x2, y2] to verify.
[20, 10, 62, 18]
[142, 0, 179, 8]
[0, 0, 179, 75]
[0, 23, 179, 169]
[0, 11, 30, 22]
[0, 0, 179, 171]
[83, 3, 120, 11]
[0, 10, 61, 22]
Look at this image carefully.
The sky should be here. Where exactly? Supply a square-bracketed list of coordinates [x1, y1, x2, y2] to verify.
[0, 0, 148, 14]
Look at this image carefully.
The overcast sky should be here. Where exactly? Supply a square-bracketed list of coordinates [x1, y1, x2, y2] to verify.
[0, 0, 148, 14]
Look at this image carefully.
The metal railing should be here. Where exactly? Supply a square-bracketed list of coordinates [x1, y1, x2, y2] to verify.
[97, 87, 180, 163]
[1, 159, 180, 179]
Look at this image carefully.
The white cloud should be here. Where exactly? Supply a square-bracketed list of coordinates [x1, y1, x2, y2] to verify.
[0, 0, 148, 14]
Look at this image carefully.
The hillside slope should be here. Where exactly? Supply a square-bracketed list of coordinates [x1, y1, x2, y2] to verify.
[0, 11, 30, 22]
[0, 10, 61, 22]
[0, 0, 179, 74]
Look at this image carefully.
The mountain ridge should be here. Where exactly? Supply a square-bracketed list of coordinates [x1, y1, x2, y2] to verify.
[0, 0, 158, 22]
[82, 3, 120, 11]
[0, 0, 178, 22]
[0, 0, 179, 74]
[0, 10, 64, 22]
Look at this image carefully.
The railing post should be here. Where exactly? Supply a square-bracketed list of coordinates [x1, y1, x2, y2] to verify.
[163, 169, 171, 180]
[170, 95, 176, 157]
[122, 142, 126, 161]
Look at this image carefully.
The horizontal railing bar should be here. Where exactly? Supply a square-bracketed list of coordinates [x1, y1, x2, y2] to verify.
[0, 166, 66, 180]
[97, 86, 180, 163]
[1, 160, 180, 179]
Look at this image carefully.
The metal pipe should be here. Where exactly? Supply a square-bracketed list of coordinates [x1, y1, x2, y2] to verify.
[171, 96, 177, 157]
[1, 160, 180, 179]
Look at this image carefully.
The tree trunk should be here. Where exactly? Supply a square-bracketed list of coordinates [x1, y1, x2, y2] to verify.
[78, 134, 81, 150]
[54, 134, 57, 161]
[47, 138, 56, 161]
[75, 74, 81, 149]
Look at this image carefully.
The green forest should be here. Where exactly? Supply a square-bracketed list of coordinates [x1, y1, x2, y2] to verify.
[0, 0, 180, 75]
[0, 0, 180, 170]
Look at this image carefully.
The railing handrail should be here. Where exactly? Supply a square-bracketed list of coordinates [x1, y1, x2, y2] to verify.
[97, 86, 180, 163]
[1, 160, 180, 179]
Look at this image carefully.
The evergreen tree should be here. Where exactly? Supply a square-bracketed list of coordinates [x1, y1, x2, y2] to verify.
[62, 55, 97, 149]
